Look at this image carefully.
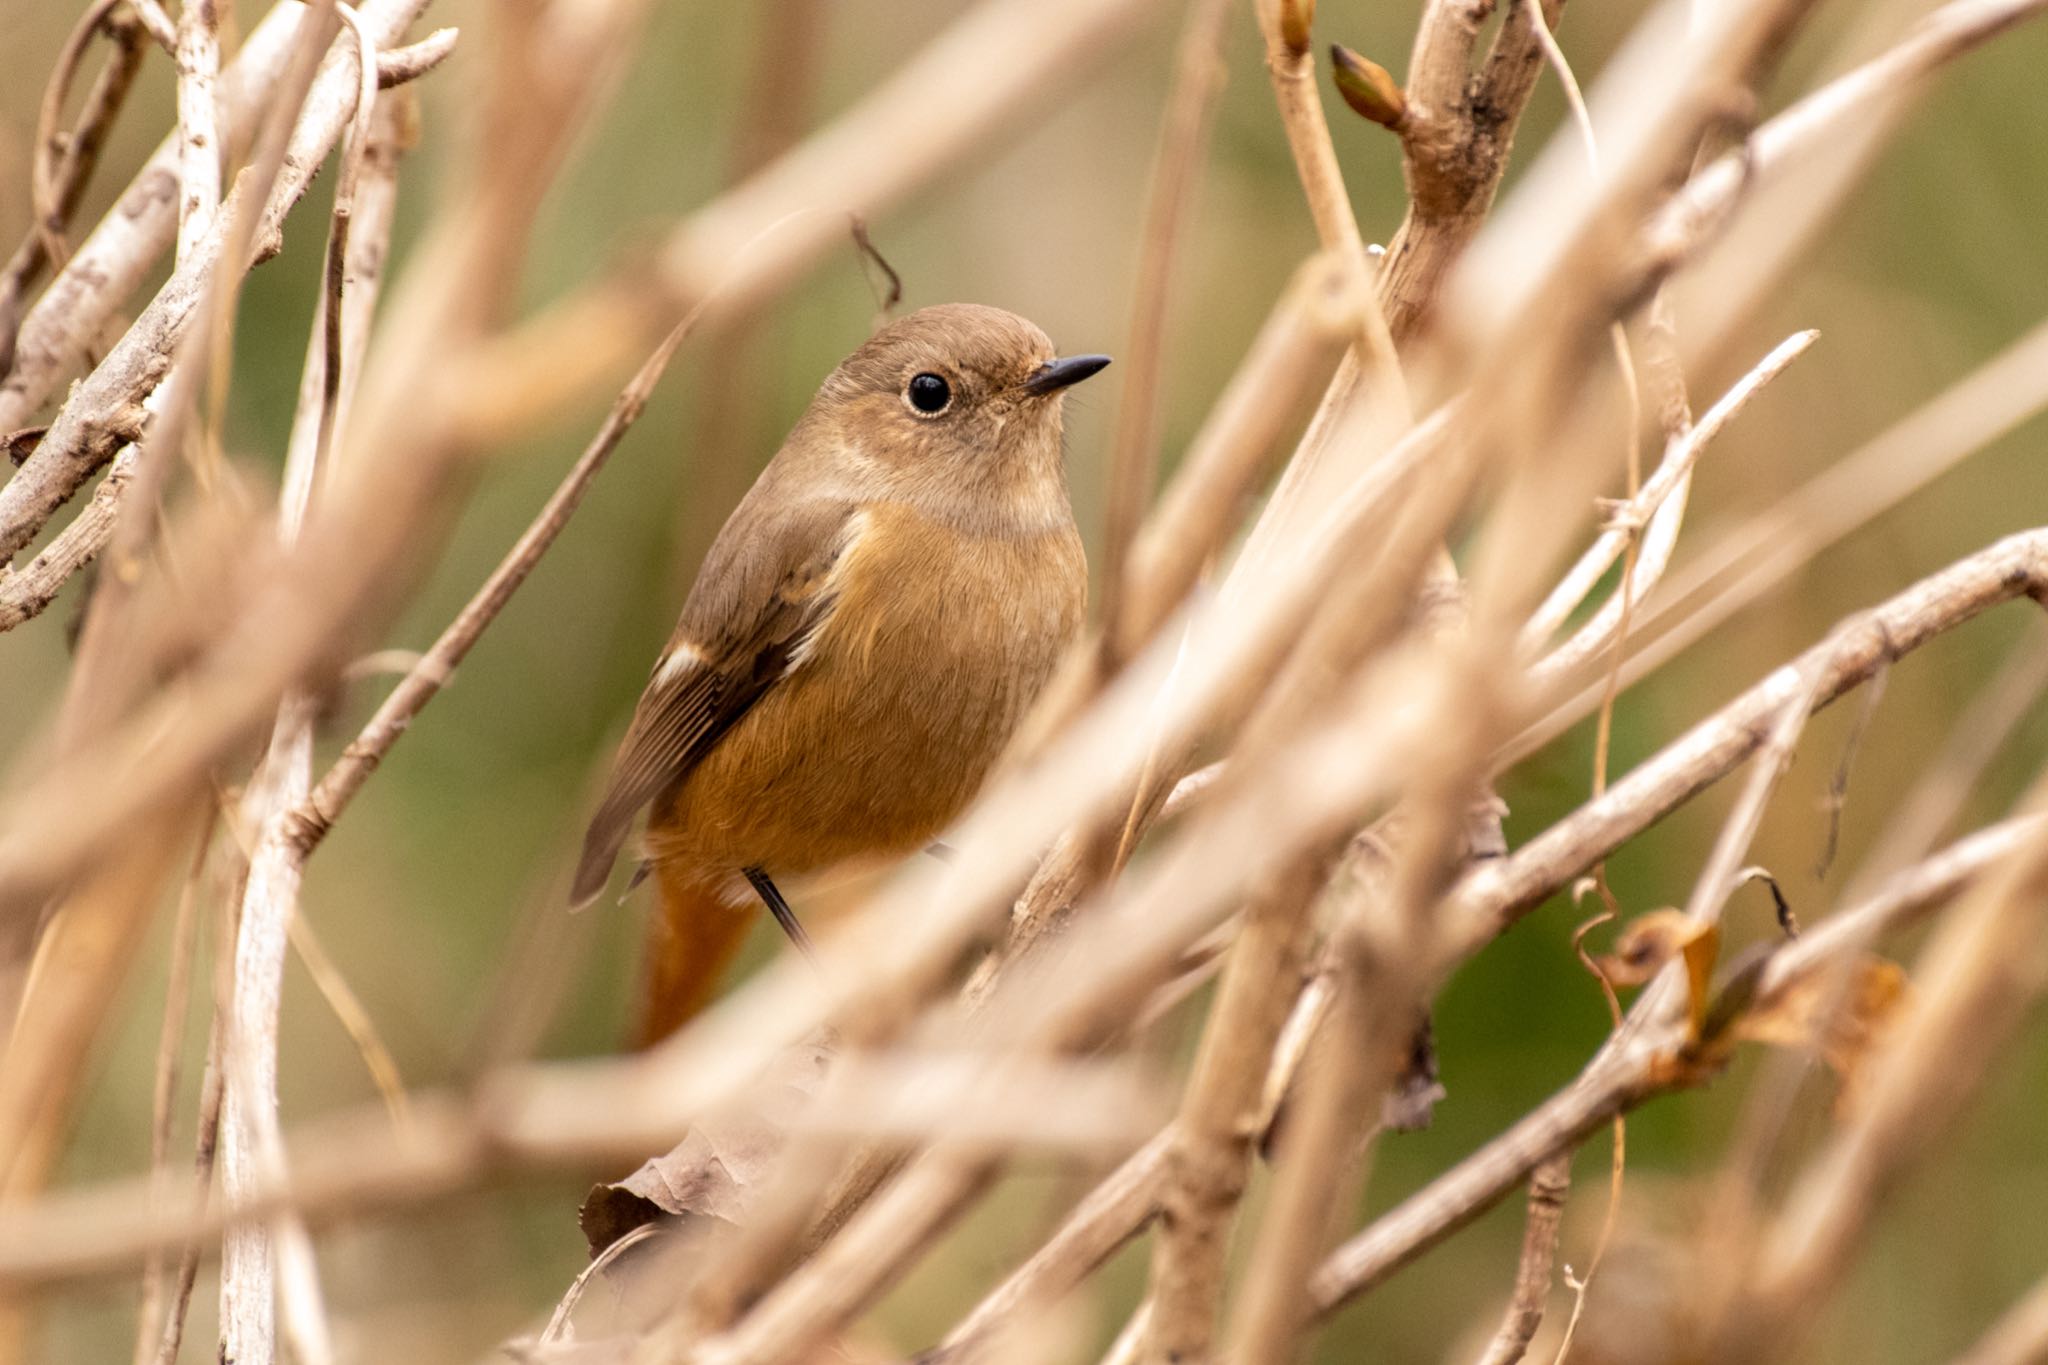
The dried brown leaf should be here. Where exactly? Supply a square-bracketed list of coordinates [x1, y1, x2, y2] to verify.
[1679, 922, 1722, 1039]
[578, 1037, 831, 1257]
[1591, 909, 1723, 1042]
[1737, 955, 1909, 1108]
[1592, 910, 1707, 987]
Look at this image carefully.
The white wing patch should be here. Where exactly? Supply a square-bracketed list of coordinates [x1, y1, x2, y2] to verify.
[782, 509, 871, 678]
[653, 642, 705, 686]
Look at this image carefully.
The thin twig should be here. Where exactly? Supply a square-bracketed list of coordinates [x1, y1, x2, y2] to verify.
[540, 1224, 659, 1346]
[2, 0, 147, 378]
[286, 913, 412, 1132]
[131, 818, 214, 1365]
[29, 0, 131, 276]
[0, 0, 435, 576]
[1524, 330, 1817, 662]
[1475, 1153, 1572, 1365]
[1311, 813, 2045, 1318]
[0, 4, 323, 431]
[1096, 0, 1236, 659]
[1813, 661, 1889, 880]
[287, 311, 699, 855]
[153, 1002, 229, 1364]
[375, 26, 458, 86]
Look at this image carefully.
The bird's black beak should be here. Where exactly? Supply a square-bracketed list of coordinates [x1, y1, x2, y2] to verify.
[1023, 353, 1112, 396]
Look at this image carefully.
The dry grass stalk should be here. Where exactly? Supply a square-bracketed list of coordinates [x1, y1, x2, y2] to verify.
[1525, 328, 1816, 667]
[1096, 0, 1237, 660]
[130, 817, 214, 1365]
[216, 44, 399, 1363]
[0, 0, 434, 574]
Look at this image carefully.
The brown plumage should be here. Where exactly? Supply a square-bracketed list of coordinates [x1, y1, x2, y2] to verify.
[573, 303, 1106, 1043]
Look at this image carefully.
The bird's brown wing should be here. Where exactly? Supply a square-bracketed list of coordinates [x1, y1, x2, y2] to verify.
[570, 495, 860, 908]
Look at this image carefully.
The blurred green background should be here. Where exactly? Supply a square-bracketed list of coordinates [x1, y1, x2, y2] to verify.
[4, 0, 2047, 1359]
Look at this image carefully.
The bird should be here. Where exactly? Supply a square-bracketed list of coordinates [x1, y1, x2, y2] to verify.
[572, 303, 1109, 1043]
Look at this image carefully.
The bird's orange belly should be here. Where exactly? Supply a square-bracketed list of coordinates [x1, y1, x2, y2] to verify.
[646, 516, 1083, 895]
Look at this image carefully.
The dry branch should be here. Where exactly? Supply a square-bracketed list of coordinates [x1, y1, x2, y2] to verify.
[1476, 1153, 1573, 1365]
[290, 312, 698, 856]
[1, 1, 148, 378]
[1143, 851, 1333, 1360]
[0, 4, 345, 431]
[0, 0, 435, 581]
[217, 63, 402, 1365]
[174, 0, 225, 266]
[1453, 529, 2048, 959]
[1312, 810, 2046, 1316]
[1097, 0, 1236, 659]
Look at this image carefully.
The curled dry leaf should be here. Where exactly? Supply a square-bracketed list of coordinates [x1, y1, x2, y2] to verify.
[1592, 907, 1716, 984]
[1735, 955, 1909, 1110]
[1592, 909, 1723, 1041]
[578, 1036, 832, 1257]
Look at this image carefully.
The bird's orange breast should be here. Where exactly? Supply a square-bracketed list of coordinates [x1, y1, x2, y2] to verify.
[646, 501, 1085, 894]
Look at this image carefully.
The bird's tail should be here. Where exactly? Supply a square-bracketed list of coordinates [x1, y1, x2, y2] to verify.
[635, 864, 754, 1047]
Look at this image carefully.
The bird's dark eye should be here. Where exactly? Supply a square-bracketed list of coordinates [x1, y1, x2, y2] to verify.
[906, 372, 952, 415]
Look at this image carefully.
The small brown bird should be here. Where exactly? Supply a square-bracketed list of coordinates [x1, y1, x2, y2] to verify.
[573, 304, 1107, 1042]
